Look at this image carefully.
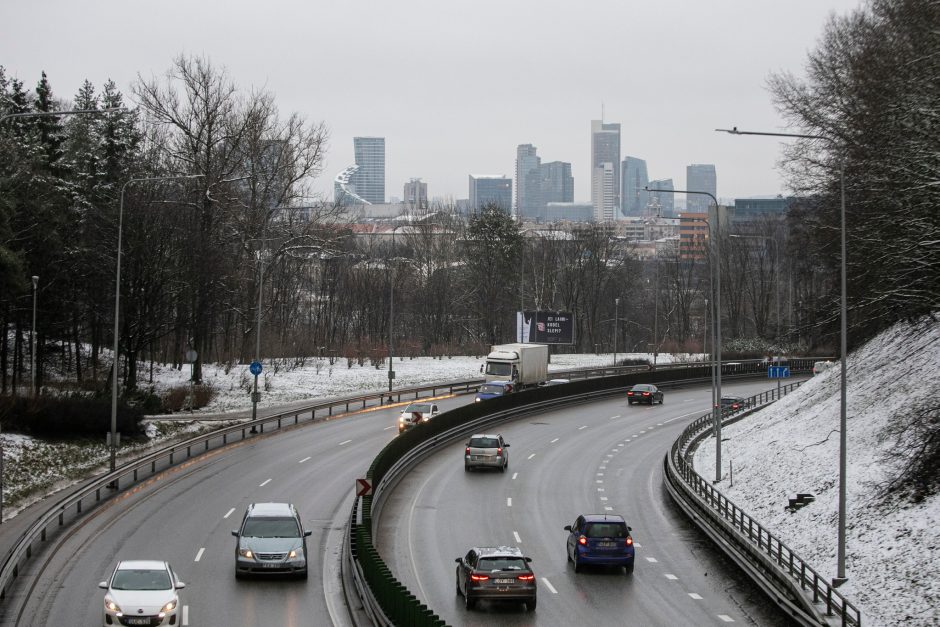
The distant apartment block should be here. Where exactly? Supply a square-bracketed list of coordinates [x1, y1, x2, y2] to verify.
[591, 120, 621, 219]
[545, 202, 593, 223]
[686, 164, 717, 212]
[403, 178, 428, 211]
[622, 156, 649, 216]
[516, 144, 540, 218]
[469, 175, 512, 213]
[678, 212, 710, 260]
[731, 196, 794, 224]
[353, 137, 385, 203]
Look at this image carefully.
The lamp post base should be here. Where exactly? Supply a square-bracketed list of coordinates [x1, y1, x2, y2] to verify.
[831, 576, 848, 588]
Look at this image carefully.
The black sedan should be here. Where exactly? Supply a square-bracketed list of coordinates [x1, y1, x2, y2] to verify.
[626, 384, 663, 405]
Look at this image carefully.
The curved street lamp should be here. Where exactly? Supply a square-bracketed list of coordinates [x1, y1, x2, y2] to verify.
[717, 126, 849, 587]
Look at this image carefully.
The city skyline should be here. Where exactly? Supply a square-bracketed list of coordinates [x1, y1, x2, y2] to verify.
[1, 0, 862, 203]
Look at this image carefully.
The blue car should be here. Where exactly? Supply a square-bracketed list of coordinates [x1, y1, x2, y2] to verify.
[565, 514, 635, 574]
[475, 381, 514, 402]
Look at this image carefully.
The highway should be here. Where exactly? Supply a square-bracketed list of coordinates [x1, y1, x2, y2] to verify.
[7, 380, 793, 626]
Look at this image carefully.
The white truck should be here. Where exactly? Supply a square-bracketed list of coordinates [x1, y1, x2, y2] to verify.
[482, 343, 549, 389]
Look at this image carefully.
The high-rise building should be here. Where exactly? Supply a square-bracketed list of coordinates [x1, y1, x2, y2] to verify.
[403, 178, 428, 211]
[545, 202, 593, 223]
[621, 157, 649, 216]
[334, 165, 369, 205]
[469, 175, 512, 213]
[515, 144, 541, 218]
[591, 120, 621, 220]
[539, 161, 574, 210]
[353, 137, 386, 204]
[686, 164, 717, 212]
[648, 178, 675, 216]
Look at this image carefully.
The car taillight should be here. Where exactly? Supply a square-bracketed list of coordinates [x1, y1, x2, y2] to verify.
[627, 391, 634, 396]
[497, 447, 503, 456]
[470, 574, 489, 582]
[517, 574, 535, 581]
[642, 392, 650, 396]
[626, 536, 633, 546]
[465, 447, 470, 455]
[578, 535, 587, 546]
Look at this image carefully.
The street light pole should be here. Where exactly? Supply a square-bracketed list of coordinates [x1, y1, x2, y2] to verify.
[251, 249, 265, 424]
[717, 126, 848, 586]
[388, 225, 396, 393]
[31, 276, 39, 397]
[647, 186, 723, 481]
[111, 174, 204, 473]
[613, 298, 620, 367]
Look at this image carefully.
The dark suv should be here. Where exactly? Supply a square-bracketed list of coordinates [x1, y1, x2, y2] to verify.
[232, 502, 311, 579]
[565, 514, 635, 573]
[455, 546, 536, 611]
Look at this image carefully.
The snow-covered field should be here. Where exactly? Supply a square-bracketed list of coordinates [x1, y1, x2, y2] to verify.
[695, 317, 939, 626]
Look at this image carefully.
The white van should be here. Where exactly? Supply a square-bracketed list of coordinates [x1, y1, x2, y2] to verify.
[812, 361, 835, 376]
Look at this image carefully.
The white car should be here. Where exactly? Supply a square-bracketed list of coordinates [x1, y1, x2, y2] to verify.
[812, 360, 835, 376]
[100, 560, 184, 626]
[398, 402, 440, 433]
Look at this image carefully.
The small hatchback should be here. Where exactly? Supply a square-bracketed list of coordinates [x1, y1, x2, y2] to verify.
[565, 514, 635, 573]
[464, 434, 509, 472]
[455, 546, 536, 611]
[233, 502, 311, 579]
[398, 402, 440, 434]
[475, 381, 514, 402]
[100, 560, 184, 627]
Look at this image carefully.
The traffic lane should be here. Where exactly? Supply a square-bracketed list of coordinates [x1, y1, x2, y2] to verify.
[11, 398, 449, 626]
[376, 382, 790, 625]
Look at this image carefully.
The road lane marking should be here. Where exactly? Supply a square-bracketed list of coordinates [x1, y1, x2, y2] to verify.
[259, 478, 272, 487]
[528, 453, 536, 460]
[299, 456, 311, 463]
[514, 531, 522, 543]
[600, 496, 608, 501]
[689, 593, 703, 600]
[634, 543, 642, 548]
[512, 472, 518, 480]
[646, 557, 658, 563]
[507, 497, 512, 507]
[665, 573, 678, 580]
[597, 488, 605, 492]
[194, 548, 204, 562]
[182, 605, 189, 625]
[339, 439, 352, 445]
[657, 423, 663, 426]
[383, 425, 395, 430]
[224, 508, 235, 519]
[550, 437, 559, 443]
[541, 578, 558, 594]
[596, 480, 603, 484]
[604, 506, 613, 511]
[718, 616, 735, 623]
[596, 472, 604, 476]
[578, 425, 588, 430]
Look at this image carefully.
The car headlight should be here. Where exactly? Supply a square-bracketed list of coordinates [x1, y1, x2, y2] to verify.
[238, 548, 254, 559]
[289, 547, 304, 559]
[104, 595, 122, 613]
[161, 599, 178, 613]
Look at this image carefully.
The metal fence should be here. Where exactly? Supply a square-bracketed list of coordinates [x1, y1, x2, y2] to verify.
[664, 383, 862, 627]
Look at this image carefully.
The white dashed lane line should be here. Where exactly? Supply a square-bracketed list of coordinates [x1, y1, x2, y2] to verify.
[507, 497, 512, 507]
[512, 472, 518, 480]
[665, 573, 678, 580]
[513, 531, 522, 543]
[259, 478, 272, 487]
[383, 425, 395, 431]
[718, 616, 735, 623]
[550, 438, 559, 443]
[182, 605, 189, 626]
[194, 548, 204, 562]
[223, 507, 235, 519]
[298, 456, 311, 463]
[339, 439, 352, 446]
[578, 425, 588, 430]
[688, 593, 703, 600]
[646, 557, 658, 563]
[527, 453, 536, 460]
[541, 578, 558, 594]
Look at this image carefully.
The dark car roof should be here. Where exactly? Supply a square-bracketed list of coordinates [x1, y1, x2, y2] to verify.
[582, 514, 627, 524]
[629, 384, 656, 390]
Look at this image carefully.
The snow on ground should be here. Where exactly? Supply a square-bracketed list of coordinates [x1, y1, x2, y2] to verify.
[695, 317, 939, 627]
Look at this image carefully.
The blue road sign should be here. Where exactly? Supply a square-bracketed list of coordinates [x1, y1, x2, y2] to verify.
[249, 361, 262, 376]
[768, 366, 790, 378]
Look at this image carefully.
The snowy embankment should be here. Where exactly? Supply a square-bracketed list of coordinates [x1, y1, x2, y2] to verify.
[694, 317, 939, 627]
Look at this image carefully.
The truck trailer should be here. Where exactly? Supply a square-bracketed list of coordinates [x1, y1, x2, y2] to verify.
[482, 343, 548, 389]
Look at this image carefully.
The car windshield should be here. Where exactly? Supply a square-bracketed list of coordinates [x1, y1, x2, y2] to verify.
[111, 568, 171, 591]
[469, 437, 500, 448]
[584, 523, 627, 538]
[477, 557, 527, 571]
[485, 363, 512, 376]
[479, 384, 505, 395]
[631, 385, 651, 392]
[404, 403, 432, 413]
[242, 516, 301, 538]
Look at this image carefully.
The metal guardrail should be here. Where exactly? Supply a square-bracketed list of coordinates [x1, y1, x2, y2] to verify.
[663, 383, 862, 626]
[0, 377, 483, 603]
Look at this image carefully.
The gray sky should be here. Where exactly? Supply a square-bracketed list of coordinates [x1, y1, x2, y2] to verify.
[1, 0, 862, 204]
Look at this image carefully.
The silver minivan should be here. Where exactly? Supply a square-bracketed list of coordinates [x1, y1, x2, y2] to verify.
[233, 502, 311, 579]
[464, 433, 509, 472]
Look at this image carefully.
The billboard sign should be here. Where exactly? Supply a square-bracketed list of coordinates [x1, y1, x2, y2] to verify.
[516, 311, 575, 344]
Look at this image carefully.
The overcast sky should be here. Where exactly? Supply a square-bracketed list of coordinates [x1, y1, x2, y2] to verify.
[2, 0, 862, 204]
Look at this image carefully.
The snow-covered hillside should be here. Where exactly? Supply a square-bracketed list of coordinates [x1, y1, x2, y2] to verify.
[695, 317, 939, 626]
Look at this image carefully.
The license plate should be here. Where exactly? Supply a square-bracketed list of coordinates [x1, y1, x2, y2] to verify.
[598, 541, 617, 547]
[126, 619, 150, 626]
[494, 578, 513, 584]
[261, 562, 282, 568]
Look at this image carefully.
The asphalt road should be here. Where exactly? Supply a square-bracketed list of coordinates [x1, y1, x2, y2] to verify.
[5, 380, 795, 626]
[375, 380, 795, 626]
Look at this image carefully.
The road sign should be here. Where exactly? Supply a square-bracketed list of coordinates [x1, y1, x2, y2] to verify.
[768, 366, 790, 378]
[185, 349, 198, 363]
[249, 361, 262, 376]
[355, 478, 373, 497]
